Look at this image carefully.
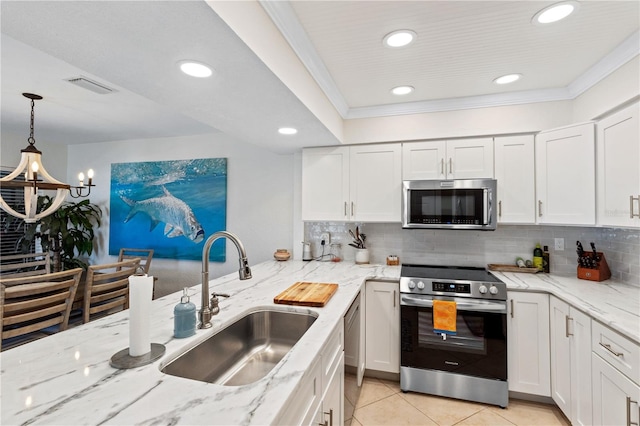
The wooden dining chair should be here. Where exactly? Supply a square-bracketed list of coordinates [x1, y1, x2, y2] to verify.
[0, 268, 83, 351]
[82, 258, 141, 324]
[118, 248, 154, 275]
[0, 252, 51, 278]
[118, 248, 157, 298]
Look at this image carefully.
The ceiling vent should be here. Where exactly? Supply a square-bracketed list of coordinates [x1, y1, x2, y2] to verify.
[65, 76, 116, 95]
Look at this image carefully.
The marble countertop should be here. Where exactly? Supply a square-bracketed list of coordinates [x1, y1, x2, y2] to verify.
[1, 260, 637, 425]
[0, 260, 399, 426]
[493, 270, 640, 344]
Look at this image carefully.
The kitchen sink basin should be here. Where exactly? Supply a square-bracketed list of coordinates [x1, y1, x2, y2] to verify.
[161, 309, 318, 386]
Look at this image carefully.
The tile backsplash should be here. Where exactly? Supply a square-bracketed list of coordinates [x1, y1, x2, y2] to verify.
[304, 222, 640, 286]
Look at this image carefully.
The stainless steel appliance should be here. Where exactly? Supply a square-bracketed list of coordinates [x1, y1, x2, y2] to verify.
[399, 264, 508, 408]
[402, 179, 497, 230]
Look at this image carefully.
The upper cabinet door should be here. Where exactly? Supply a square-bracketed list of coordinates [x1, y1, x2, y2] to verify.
[596, 102, 640, 228]
[402, 138, 493, 180]
[447, 137, 494, 179]
[350, 144, 402, 222]
[494, 135, 535, 224]
[535, 122, 596, 225]
[402, 140, 447, 180]
[302, 146, 350, 221]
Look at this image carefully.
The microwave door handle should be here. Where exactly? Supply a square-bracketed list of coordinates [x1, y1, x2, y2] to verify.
[483, 188, 491, 225]
[401, 295, 507, 313]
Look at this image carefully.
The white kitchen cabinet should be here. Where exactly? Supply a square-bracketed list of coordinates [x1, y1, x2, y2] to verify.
[402, 138, 494, 180]
[549, 297, 592, 425]
[349, 144, 402, 222]
[596, 102, 640, 228]
[494, 135, 536, 224]
[507, 291, 551, 396]
[591, 320, 640, 425]
[365, 280, 400, 373]
[301, 144, 401, 222]
[592, 352, 640, 425]
[535, 122, 596, 225]
[301, 146, 350, 221]
[276, 321, 344, 426]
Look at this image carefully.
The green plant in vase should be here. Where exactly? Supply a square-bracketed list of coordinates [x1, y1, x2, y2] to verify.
[22, 195, 102, 271]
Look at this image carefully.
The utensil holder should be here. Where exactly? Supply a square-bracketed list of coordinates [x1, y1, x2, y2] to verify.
[577, 252, 611, 282]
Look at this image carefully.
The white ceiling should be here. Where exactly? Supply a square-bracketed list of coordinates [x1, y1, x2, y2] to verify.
[1, 1, 639, 155]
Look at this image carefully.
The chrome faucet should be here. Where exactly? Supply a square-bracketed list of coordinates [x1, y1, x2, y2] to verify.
[199, 231, 252, 329]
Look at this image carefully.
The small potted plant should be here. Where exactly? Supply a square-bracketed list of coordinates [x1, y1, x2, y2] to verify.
[348, 226, 369, 264]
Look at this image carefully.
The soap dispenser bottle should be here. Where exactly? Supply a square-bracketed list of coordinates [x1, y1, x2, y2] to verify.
[174, 287, 196, 338]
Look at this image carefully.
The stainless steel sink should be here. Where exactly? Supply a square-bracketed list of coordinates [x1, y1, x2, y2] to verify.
[161, 309, 318, 386]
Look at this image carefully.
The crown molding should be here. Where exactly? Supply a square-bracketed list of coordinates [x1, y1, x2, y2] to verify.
[259, 0, 349, 117]
[261, 2, 639, 120]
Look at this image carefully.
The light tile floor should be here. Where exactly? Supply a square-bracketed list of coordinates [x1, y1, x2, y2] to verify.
[345, 375, 570, 426]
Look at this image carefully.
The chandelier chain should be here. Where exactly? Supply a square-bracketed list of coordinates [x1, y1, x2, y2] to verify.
[28, 98, 36, 145]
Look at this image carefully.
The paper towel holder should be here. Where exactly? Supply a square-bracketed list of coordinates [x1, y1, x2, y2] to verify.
[110, 343, 166, 369]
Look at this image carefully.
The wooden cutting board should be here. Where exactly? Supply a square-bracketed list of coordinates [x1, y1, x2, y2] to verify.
[274, 282, 339, 307]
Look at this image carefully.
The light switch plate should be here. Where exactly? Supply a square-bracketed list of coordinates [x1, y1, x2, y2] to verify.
[554, 238, 565, 251]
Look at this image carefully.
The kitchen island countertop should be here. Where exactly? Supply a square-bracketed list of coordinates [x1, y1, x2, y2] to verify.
[1, 260, 637, 425]
[0, 260, 399, 426]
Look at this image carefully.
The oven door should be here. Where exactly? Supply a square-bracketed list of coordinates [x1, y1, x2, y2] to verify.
[400, 294, 507, 381]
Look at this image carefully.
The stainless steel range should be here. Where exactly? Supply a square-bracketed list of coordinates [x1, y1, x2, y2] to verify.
[399, 264, 508, 408]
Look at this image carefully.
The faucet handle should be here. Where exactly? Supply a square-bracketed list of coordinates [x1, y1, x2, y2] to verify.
[209, 293, 230, 316]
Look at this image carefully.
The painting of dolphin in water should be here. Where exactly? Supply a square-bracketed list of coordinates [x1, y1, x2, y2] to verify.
[120, 186, 205, 244]
[109, 158, 227, 261]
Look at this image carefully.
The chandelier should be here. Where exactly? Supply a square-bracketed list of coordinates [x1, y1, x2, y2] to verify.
[0, 93, 96, 223]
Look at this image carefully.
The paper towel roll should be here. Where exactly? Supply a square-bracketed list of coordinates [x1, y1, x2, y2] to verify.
[128, 274, 153, 357]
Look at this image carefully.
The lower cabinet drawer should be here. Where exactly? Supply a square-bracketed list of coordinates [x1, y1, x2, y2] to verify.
[592, 320, 639, 385]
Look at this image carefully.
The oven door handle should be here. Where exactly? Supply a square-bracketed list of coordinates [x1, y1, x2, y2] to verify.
[400, 295, 507, 314]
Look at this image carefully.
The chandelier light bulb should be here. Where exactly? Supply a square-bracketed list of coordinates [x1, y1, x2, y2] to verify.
[31, 162, 39, 173]
[87, 169, 94, 179]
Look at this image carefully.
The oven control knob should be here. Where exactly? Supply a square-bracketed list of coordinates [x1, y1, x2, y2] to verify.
[417, 281, 425, 290]
[489, 285, 499, 295]
[478, 285, 488, 294]
[408, 280, 416, 289]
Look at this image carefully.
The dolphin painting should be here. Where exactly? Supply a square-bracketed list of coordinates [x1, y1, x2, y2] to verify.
[120, 186, 205, 244]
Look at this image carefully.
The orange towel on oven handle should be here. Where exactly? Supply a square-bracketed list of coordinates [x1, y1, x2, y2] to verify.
[433, 300, 457, 335]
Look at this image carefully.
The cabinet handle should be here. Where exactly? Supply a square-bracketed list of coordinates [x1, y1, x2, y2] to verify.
[510, 299, 514, 318]
[627, 397, 638, 426]
[344, 202, 347, 217]
[393, 290, 396, 308]
[351, 202, 354, 216]
[599, 342, 624, 357]
[538, 200, 543, 217]
[498, 201, 502, 218]
[449, 158, 453, 174]
[565, 316, 573, 337]
[319, 421, 328, 426]
[440, 158, 444, 175]
[631, 195, 640, 219]
[323, 409, 334, 426]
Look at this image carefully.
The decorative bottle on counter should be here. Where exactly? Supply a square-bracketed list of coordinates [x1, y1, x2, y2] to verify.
[542, 245, 550, 273]
[174, 287, 196, 338]
[533, 243, 543, 271]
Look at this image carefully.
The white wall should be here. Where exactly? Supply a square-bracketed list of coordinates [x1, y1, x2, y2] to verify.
[66, 132, 294, 298]
[0, 129, 68, 179]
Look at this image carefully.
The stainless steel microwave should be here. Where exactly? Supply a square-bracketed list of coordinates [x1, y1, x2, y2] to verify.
[402, 179, 497, 230]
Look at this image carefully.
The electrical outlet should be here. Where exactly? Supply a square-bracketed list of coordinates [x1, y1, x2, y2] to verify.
[320, 232, 330, 245]
[554, 238, 565, 251]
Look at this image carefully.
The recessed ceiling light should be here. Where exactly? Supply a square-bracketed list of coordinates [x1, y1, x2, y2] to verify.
[391, 86, 414, 95]
[532, 1, 579, 25]
[493, 74, 522, 85]
[278, 127, 298, 135]
[383, 30, 417, 48]
[178, 60, 213, 78]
